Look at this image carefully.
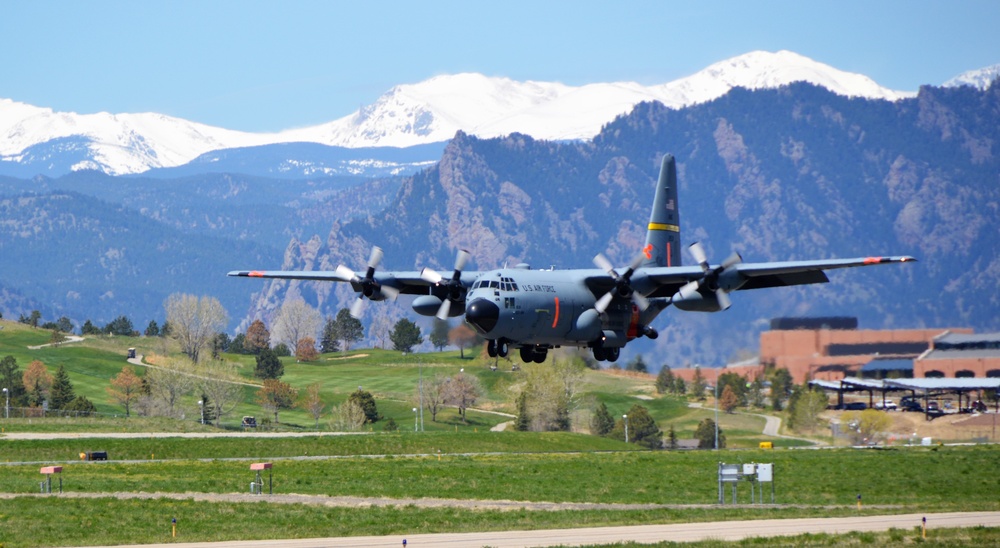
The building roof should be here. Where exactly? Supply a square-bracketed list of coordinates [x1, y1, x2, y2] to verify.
[860, 359, 913, 373]
[935, 332, 1000, 346]
[809, 377, 1000, 392]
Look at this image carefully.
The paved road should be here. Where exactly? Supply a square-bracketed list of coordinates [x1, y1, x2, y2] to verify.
[79, 511, 1000, 548]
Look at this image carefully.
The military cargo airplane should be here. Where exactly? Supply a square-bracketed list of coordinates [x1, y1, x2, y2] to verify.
[230, 154, 914, 363]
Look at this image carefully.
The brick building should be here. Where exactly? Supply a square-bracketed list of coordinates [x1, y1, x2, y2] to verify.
[758, 317, 970, 383]
[914, 332, 1000, 378]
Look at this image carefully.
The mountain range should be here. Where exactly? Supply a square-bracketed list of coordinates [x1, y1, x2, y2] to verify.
[1, 51, 998, 367]
[7, 50, 988, 179]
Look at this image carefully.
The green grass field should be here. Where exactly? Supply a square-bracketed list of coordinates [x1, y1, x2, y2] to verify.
[4, 319, 1000, 547]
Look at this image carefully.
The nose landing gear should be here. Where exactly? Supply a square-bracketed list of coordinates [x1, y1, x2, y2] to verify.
[487, 339, 509, 358]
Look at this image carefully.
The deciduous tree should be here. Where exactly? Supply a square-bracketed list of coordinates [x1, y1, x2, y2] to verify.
[448, 324, 481, 359]
[271, 298, 323, 351]
[194, 361, 243, 426]
[719, 384, 739, 414]
[165, 293, 228, 363]
[107, 365, 143, 417]
[444, 372, 480, 424]
[245, 319, 271, 355]
[295, 337, 319, 362]
[298, 383, 325, 429]
[22, 360, 53, 406]
[256, 379, 298, 423]
[655, 366, 674, 394]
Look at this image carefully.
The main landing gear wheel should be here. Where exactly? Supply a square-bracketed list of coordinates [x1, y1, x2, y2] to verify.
[592, 345, 620, 362]
[519, 347, 549, 363]
[487, 339, 509, 358]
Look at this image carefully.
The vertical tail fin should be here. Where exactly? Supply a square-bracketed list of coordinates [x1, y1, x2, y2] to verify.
[642, 154, 681, 268]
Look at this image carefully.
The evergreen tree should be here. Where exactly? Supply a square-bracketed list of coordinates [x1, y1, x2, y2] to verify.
[515, 391, 531, 431]
[332, 309, 364, 351]
[655, 366, 674, 394]
[254, 348, 284, 379]
[104, 315, 135, 336]
[320, 316, 341, 353]
[49, 364, 75, 410]
[590, 402, 615, 436]
[229, 333, 247, 354]
[430, 319, 450, 351]
[672, 376, 686, 395]
[273, 343, 291, 357]
[144, 320, 160, 337]
[690, 367, 706, 400]
[667, 424, 678, 450]
[348, 389, 379, 423]
[695, 418, 725, 449]
[63, 396, 96, 417]
[81, 320, 101, 335]
[624, 404, 662, 449]
[382, 417, 398, 431]
[390, 318, 423, 353]
[55, 316, 73, 333]
[626, 355, 648, 373]
[198, 392, 216, 424]
[769, 367, 793, 411]
[212, 332, 231, 358]
[0, 355, 27, 407]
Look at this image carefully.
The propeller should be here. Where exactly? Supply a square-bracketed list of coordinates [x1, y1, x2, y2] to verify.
[336, 246, 400, 318]
[673, 242, 742, 310]
[592, 251, 650, 314]
[420, 249, 471, 320]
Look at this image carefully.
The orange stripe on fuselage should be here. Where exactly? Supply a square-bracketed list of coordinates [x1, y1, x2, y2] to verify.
[552, 297, 560, 329]
[248, 271, 265, 277]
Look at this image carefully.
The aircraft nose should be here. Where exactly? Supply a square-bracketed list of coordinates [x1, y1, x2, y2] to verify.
[465, 299, 499, 334]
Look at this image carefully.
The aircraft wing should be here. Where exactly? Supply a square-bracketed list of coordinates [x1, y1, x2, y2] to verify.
[227, 269, 479, 296]
[638, 255, 916, 299]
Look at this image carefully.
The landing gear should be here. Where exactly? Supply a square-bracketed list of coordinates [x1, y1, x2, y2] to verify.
[519, 346, 548, 364]
[488, 339, 510, 359]
[591, 343, 620, 363]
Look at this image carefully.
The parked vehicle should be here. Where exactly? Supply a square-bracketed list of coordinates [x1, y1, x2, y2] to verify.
[874, 399, 897, 411]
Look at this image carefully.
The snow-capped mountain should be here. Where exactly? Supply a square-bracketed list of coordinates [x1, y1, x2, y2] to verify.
[0, 50, 963, 178]
[943, 64, 1000, 90]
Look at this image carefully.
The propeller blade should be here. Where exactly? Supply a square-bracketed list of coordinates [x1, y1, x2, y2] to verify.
[336, 265, 358, 282]
[367, 246, 384, 269]
[454, 249, 471, 271]
[677, 280, 701, 301]
[721, 251, 743, 269]
[595, 291, 615, 314]
[381, 284, 400, 301]
[627, 251, 646, 272]
[717, 289, 732, 311]
[632, 291, 650, 311]
[349, 297, 365, 318]
[436, 298, 452, 321]
[420, 267, 444, 284]
[593, 253, 615, 276]
[689, 242, 709, 272]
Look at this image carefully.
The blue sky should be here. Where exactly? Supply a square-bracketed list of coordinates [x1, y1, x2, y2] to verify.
[2, 0, 997, 132]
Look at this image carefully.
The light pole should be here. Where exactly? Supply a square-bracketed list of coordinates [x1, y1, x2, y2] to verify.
[623, 414, 629, 444]
[198, 399, 204, 425]
[413, 407, 418, 432]
[3, 387, 8, 419]
[714, 380, 719, 450]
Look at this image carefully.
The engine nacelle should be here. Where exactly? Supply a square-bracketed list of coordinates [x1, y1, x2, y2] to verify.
[672, 292, 724, 312]
[411, 295, 465, 317]
[566, 308, 602, 341]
